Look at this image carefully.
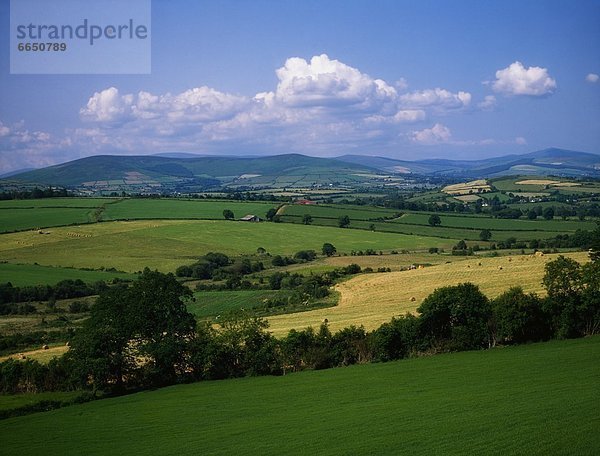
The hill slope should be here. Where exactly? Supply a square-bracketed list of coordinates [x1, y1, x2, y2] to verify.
[339, 148, 600, 177]
[1, 336, 598, 455]
[5, 154, 380, 191]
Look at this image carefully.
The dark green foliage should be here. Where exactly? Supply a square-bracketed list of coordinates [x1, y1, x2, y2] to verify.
[293, 250, 316, 262]
[418, 283, 491, 351]
[428, 214, 441, 226]
[265, 208, 278, 221]
[479, 229, 492, 241]
[542, 255, 600, 338]
[491, 287, 550, 344]
[371, 314, 419, 361]
[70, 269, 196, 391]
[222, 209, 234, 220]
[322, 242, 336, 256]
[302, 214, 313, 225]
[543, 207, 555, 220]
[338, 215, 350, 228]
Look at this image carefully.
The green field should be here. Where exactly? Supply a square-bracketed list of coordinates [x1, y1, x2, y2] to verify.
[0, 207, 96, 233]
[0, 220, 453, 272]
[190, 290, 280, 318]
[1, 337, 598, 455]
[0, 263, 134, 287]
[0, 391, 83, 412]
[103, 199, 278, 221]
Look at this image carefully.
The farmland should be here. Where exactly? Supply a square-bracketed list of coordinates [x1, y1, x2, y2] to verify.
[266, 251, 588, 335]
[1, 336, 598, 455]
[0, 262, 133, 287]
[0, 220, 453, 273]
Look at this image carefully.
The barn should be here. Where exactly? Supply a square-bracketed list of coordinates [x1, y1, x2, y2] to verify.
[239, 214, 261, 222]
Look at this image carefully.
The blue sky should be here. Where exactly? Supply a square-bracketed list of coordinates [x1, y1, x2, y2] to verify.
[1, 0, 599, 173]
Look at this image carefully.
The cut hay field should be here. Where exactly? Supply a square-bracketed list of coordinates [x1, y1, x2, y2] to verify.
[0, 262, 134, 286]
[1, 336, 598, 455]
[0, 220, 453, 273]
[266, 252, 589, 336]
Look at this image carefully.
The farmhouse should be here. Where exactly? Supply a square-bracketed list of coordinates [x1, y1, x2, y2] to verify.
[239, 214, 261, 222]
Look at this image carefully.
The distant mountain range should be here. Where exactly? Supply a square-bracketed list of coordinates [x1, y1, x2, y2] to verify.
[2, 148, 599, 191]
[339, 148, 600, 177]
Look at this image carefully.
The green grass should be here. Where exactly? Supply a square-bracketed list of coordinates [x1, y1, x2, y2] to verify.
[0, 220, 454, 272]
[0, 391, 83, 412]
[1, 337, 598, 455]
[280, 203, 400, 220]
[103, 199, 278, 221]
[0, 207, 95, 233]
[0, 198, 117, 208]
[190, 290, 280, 318]
[0, 263, 134, 286]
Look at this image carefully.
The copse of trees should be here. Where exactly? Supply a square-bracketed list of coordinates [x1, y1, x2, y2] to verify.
[1, 254, 597, 399]
[0, 280, 111, 315]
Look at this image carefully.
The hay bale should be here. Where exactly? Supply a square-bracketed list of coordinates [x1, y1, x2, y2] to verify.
[498, 266, 503, 270]
[42, 344, 49, 350]
[410, 296, 416, 302]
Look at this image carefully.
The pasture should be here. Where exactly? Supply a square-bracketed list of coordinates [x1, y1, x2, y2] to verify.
[266, 252, 589, 335]
[0, 262, 133, 287]
[1, 336, 598, 455]
[189, 290, 280, 319]
[103, 199, 278, 221]
[0, 220, 453, 273]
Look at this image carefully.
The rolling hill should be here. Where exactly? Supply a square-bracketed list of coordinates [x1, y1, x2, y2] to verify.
[340, 148, 600, 177]
[2, 148, 599, 192]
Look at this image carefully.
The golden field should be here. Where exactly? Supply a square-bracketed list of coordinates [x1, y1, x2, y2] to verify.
[266, 251, 589, 336]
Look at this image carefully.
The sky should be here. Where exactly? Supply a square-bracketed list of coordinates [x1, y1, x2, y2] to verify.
[0, 0, 599, 173]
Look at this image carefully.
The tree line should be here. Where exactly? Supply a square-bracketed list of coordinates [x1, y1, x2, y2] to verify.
[1, 253, 597, 397]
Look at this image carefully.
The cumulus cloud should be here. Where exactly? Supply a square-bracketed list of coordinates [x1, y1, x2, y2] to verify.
[491, 61, 556, 96]
[478, 95, 497, 110]
[410, 123, 452, 145]
[0, 120, 76, 173]
[400, 88, 471, 111]
[586, 73, 599, 83]
[2, 54, 514, 173]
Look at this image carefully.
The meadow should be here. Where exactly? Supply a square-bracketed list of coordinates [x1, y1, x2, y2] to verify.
[0, 220, 453, 273]
[0, 262, 133, 286]
[102, 198, 277, 221]
[189, 290, 280, 319]
[266, 251, 588, 335]
[1, 336, 598, 455]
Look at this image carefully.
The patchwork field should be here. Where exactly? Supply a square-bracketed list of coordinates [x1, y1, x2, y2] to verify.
[1, 336, 598, 455]
[0, 262, 133, 286]
[0, 220, 453, 273]
[266, 252, 589, 335]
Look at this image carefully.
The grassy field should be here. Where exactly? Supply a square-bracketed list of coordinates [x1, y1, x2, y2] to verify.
[0, 262, 133, 286]
[266, 252, 589, 336]
[190, 290, 280, 319]
[103, 199, 278, 221]
[1, 336, 598, 455]
[0, 220, 454, 273]
[0, 207, 96, 233]
[0, 391, 82, 412]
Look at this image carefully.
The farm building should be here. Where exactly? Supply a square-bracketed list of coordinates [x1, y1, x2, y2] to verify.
[239, 214, 261, 222]
[296, 199, 316, 205]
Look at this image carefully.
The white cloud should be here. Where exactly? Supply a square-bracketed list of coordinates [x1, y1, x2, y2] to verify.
[410, 123, 452, 145]
[400, 88, 471, 111]
[515, 136, 527, 145]
[478, 95, 497, 110]
[80, 87, 134, 123]
[492, 61, 556, 96]
[586, 73, 599, 83]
